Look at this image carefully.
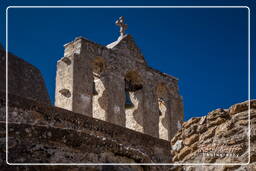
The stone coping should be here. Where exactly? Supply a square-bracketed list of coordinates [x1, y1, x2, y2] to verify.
[0, 92, 171, 163]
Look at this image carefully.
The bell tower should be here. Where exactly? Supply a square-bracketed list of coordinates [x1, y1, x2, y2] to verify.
[55, 16, 184, 140]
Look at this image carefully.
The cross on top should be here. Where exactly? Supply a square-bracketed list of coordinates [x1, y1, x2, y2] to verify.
[115, 16, 128, 37]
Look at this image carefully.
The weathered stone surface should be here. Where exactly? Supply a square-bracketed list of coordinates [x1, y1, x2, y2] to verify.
[172, 140, 183, 152]
[0, 46, 50, 104]
[182, 117, 200, 129]
[171, 100, 256, 170]
[207, 117, 226, 128]
[183, 134, 199, 146]
[183, 125, 197, 138]
[0, 92, 171, 169]
[207, 108, 229, 120]
[177, 146, 192, 161]
[200, 127, 216, 141]
[229, 100, 256, 115]
[4, 123, 162, 164]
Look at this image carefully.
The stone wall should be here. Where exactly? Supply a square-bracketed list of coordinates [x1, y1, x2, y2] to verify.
[0, 46, 50, 104]
[55, 35, 183, 141]
[170, 100, 256, 171]
[1, 92, 171, 170]
[2, 93, 255, 171]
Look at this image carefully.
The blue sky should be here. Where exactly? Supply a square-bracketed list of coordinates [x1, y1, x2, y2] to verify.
[0, 0, 255, 121]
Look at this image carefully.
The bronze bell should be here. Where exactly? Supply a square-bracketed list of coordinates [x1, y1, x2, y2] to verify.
[93, 81, 98, 95]
[125, 91, 134, 108]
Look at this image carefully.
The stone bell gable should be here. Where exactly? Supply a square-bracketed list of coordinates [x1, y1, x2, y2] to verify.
[55, 17, 183, 141]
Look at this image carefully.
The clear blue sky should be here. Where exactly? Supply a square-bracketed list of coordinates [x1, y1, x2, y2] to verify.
[0, 0, 255, 121]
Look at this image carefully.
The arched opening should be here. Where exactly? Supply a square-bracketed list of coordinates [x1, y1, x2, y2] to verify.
[124, 71, 144, 133]
[156, 83, 171, 140]
[92, 57, 108, 121]
[92, 57, 105, 76]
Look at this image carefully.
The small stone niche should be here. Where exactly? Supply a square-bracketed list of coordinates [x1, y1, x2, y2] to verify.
[59, 88, 71, 98]
[61, 57, 71, 65]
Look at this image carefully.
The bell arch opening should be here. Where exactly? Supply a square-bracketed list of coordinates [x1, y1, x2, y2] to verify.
[156, 83, 171, 140]
[124, 71, 144, 133]
[92, 57, 108, 121]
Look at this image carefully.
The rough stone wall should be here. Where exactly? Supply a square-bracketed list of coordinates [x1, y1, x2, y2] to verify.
[170, 100, 256, 171]
[1, 92, 171, 168]
[0, 45, 50, 104]
[55, 35, 183, 141]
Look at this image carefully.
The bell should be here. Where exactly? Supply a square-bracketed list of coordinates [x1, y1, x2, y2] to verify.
[93, 81, 98, 95]
[125, 78, 142, 92]
[159, 110, 162, 116]
[125, 91, 134, 108]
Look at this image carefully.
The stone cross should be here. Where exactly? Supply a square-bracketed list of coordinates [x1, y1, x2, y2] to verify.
[115, 16, 128, 37]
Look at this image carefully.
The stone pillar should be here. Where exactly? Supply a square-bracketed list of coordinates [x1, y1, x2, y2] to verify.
[143, 85, 159, 138]
[92, 71, 126, 126]
[72, 39, 93, 116]
[106, 73, 126, 126]
[55, 38, 94, 117]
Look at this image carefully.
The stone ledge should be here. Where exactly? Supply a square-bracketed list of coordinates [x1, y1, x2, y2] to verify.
[0, 92, 171, 163]
[229, 100, 256, 115]
[2, 122, 157, 163]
